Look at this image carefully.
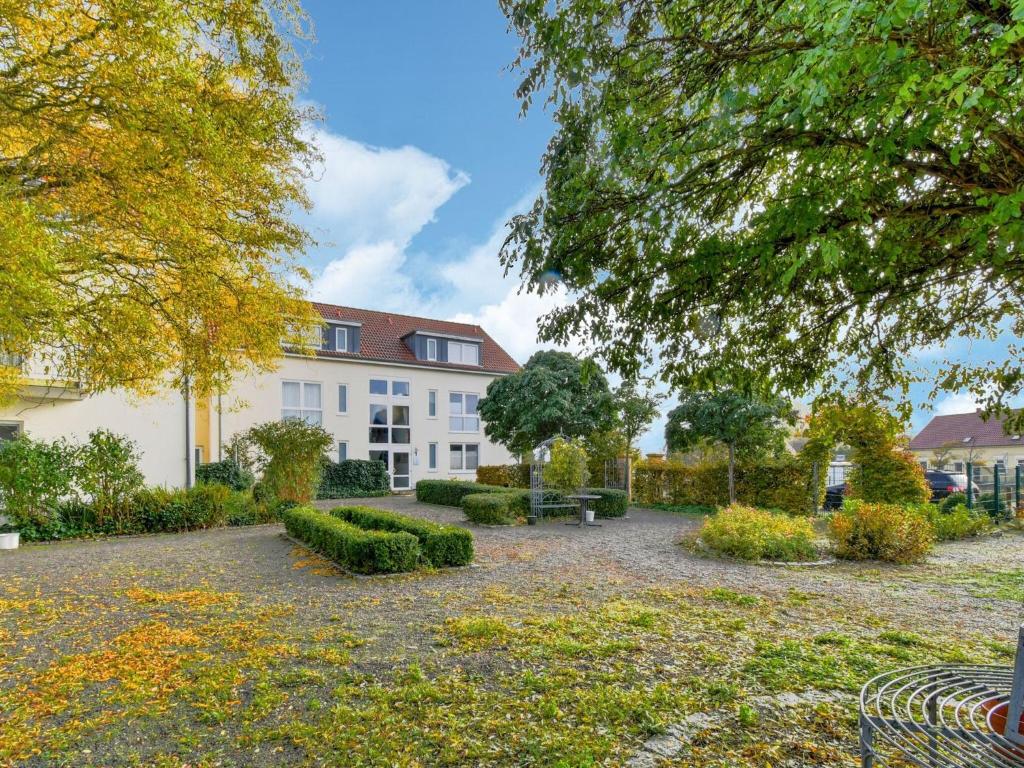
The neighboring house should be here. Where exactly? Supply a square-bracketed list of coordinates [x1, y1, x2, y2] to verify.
[0, 303, 520, 490]
[909, 410, 1024, 474]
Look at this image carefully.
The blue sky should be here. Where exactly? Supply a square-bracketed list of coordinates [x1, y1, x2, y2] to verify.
[294, 1, 1011, 452]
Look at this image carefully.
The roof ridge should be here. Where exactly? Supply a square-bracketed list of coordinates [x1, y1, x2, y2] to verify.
[310, 301, 485, 333]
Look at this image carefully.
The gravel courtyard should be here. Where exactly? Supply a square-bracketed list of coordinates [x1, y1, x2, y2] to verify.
[1, 497, 1022, 767]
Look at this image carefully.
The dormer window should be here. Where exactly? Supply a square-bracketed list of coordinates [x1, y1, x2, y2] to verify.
[426, 338, 437, 361]
[336, 326, 350, 353]
[448, 341, 479, 365]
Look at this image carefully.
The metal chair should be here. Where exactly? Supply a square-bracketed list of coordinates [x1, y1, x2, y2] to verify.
[860, 625, 1024, 766]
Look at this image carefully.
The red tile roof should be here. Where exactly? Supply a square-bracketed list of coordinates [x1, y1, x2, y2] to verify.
[909, 410, 1022, 451]
[309, 302, 520, 374]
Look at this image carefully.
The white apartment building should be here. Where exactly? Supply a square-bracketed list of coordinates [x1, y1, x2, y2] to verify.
[0, 303, 520, 490]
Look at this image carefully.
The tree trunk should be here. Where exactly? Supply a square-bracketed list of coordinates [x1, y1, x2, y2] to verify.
[728, 442, 736, 505]
[625, 451, 632, 501]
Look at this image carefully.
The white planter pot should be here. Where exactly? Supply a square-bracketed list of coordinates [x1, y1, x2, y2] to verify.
[0, 532, 19, 550]
[585, 509, 595, 523]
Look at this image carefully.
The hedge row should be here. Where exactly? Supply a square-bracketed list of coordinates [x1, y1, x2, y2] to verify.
[415, 480, 516, 507]
[475, 464, 531, 488]
[195, 460, 254, 492]
[329, 505, 473, 567]
[283, 507, 420, 574]
[633, 458, 813, 515]
[318, 459, 391, 499]
[462, 493, 523, 525]
[419, 480, 628, 524]
[17, 484, 288, 542]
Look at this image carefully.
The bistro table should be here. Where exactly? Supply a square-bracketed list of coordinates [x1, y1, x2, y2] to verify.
[565, 494, 602, 527]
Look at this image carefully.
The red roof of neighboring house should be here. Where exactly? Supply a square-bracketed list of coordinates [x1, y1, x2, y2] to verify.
[908, 410, 1021, 451]
[309, 302, 520, 374]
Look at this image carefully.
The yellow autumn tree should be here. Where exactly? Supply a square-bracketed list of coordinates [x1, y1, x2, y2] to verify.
[0, 0, 320, 401]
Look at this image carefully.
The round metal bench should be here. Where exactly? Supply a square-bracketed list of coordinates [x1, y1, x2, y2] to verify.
[860, 627, 1024, 767]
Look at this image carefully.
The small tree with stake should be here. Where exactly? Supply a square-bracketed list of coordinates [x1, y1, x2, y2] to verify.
[665, 390, 793, 504]
[613, 381, 664, 499]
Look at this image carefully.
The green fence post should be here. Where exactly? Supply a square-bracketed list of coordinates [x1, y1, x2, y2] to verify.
[1017, 464, 1022, 515]
[966, 462, 974, 510]
[994, 464, 1002, 520]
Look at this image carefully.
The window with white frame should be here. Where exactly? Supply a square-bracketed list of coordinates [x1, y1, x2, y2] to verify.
[336, 326, 350, 353]
[426, 338, 437, 361]
[369, 378, 412, 446]
[339, 441, 348, 461]
[338, 384, 348, 414]
[447, 341, 479, 365]
[449, 392, 479, 432]
[392, 380, 410, 397]
[428, 442, 438, 471]
[370, 378, 388, 395]
[282, 381, 322, 425]
[428, 389, 437, 418]
[449, 443, 479, 472]
[953, 461, 965, 472]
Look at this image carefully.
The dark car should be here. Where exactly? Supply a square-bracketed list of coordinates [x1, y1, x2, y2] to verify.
[822, 469, 977, 511]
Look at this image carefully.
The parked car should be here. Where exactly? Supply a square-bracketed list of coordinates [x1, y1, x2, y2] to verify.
[822, 469, 979, 511]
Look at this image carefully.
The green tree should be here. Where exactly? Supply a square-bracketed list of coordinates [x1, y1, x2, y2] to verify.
[478, 350, 615, 455]
[665, 390, 793, 503]
[501, 0, 1024, 424]
[613, 382, 664, 499]
[0, 0, 319, 404]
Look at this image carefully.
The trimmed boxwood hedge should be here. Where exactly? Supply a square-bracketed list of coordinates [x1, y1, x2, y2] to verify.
[283, 506, 419, 574]
[330, 505, 473, 567]
[318, 458, 390, 500]
[587, 488, 628, 518]
[419, 479, 627, 521]
[462, 493, 521, 525]
[195, 460, 254, 492]
[415, 479, 513, 507]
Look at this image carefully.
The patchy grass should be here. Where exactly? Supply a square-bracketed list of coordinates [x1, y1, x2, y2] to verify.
[0, 573, 1013, 766]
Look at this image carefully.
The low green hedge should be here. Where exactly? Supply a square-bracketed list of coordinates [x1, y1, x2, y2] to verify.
[416, 479, 513, 507]
[330, 505, 473, 567]
[283, 507, 419, 574]
[419, 479, 626, 522]
[585, 488, 628, 518]
[462, 493, 522, 525]
[318, 459, 390, 499]
[195, 460, 254, 492]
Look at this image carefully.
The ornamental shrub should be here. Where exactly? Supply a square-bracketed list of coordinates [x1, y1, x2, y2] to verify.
[845, 447, 931, 506]
[922, 503, 990, 542]
[700, 505, 818, 562]
[828, 500, 934, 564]
[317, 458, 390, 499]
[330, 505, 473, 567]
[245, 420, 333, 503]
[462, 493, 520, 525]
[0, 434, 77, 527]
[196, 459, 254, 492]
[545, 438, 590, 490]
[76, 429, 145, 531]
[939, 492, 968, 513]
[283, 506, 419, 574]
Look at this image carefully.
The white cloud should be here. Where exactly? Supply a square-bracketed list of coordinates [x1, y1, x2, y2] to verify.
[312, 240, 426, 314]
[305, 127, 469, 252]
[935, 392, 980, 415]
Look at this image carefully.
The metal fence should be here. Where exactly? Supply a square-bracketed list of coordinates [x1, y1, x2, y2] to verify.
[966, 462, 1020, 522]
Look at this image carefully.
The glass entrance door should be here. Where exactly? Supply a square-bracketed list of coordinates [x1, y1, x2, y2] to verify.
[392, 452, 410, 489]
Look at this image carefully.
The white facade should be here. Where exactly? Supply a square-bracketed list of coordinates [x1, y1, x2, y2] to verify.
[0, 387, 190, 488]
[212, 354, 515, 490]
